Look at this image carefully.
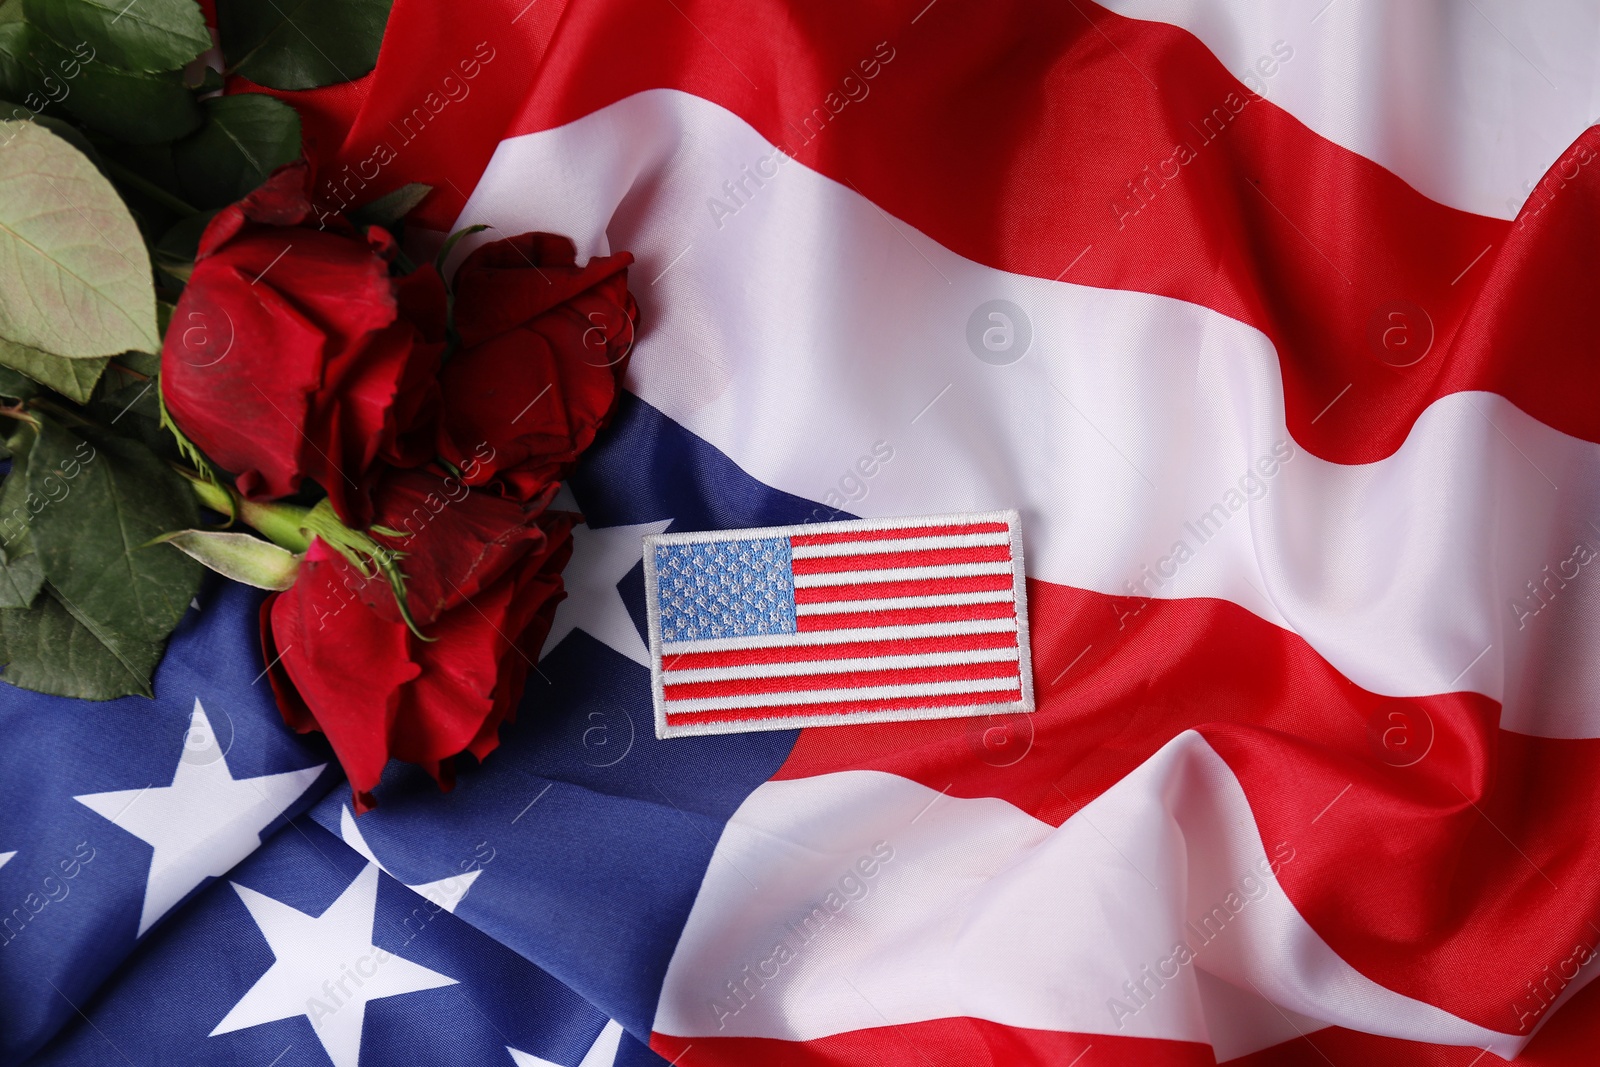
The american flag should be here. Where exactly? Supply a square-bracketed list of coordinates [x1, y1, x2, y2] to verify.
[11, 1, 1600, 1065]
[644, 512, 1034, 736]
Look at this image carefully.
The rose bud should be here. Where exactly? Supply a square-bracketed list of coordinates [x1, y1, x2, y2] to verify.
[162, 163, 447, 525]
[259, 469, 575, 808]
[438, 232, 637, 502]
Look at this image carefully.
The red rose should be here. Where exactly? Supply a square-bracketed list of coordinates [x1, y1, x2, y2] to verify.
[261, 469, 575, 808]
[438, 233, 637, 502]
[162, 163, 446, 525]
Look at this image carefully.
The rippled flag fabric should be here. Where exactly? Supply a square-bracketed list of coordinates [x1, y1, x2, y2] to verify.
[8, 0, 1600, 1065]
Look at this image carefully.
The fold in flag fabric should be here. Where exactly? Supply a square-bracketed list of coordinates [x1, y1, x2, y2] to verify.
[8, 0, 1600, 1065]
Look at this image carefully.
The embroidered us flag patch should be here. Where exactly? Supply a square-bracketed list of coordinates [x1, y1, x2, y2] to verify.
[643, 511, 1035, 737]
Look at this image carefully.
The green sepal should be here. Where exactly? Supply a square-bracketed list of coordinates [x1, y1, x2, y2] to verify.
[350, 182, 432, 228]
[155, 528, 300, 590]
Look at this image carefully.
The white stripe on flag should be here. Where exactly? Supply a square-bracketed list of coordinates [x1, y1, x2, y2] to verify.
[459, 91, 1600, 736]
[663, 675, 1021, 714]
[794, 590, 1014, 615]
[663, 646, 1022, 683]
[655, 737, 1523, 1054]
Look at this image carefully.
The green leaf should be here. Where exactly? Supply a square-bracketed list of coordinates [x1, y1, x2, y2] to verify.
[0, 587, 164, 698]
[0, 435, 43, 607]
[0, 421, 31, 549]
[0, 363, 37, 399]
[217, 0, 391, 90]
[174, 94, 300, 209]
[0, 101, 106, 184]
[190, 63, 221, 93]
[0, 121, 160, 358]
[0, 548, 42, 606]
[27, 110, 100, 161]
[26, 416, 200, 693]
[158, 529, 299, 589]
[0, 5, 35, 101]
[114, 349, 161, 378]
[0, 338, 108, 402]
[350, 182, 431, 228]
[24, 0, 210, 73]
[85, 372, 171, 460]
[92, 370, 158, 421]
[153, 208, 214, 283]
[32, 35, 200, 143]
[435, 223, 489, 275]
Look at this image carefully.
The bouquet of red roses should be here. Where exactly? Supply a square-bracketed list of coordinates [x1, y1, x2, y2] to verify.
[0, 0, 637, 808]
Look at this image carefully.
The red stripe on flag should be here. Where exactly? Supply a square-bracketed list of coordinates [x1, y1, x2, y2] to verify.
[772, 577, 1600, 1032]
[483, 0, 1600, 462]
[652, 1018, 1215, 1066]
[1220, 974, 1600, 1065]
[662, 659, 1020, 701]
[789, 521, 1009, 546]
[795, 601, 1016, 631]
[663, 687, 1022, 726]
[662, 631, 1019, 671]
[791, 545, 1010, 575]
[793, 573, 1014, 604]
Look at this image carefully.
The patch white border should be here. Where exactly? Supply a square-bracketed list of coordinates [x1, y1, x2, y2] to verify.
[644, 510, 1035, 739]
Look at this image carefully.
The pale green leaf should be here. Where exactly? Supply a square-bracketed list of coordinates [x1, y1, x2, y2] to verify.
[0, 121, 160, 356]
[0, 336, 108, 402]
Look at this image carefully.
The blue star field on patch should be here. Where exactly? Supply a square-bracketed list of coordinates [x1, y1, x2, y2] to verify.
[653, 537, 796, 641]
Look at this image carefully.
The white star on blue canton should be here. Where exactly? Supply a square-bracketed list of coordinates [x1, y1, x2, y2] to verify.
[508, 1019, 624, 1067]
[212, 864, 455, 1067]
[544, 518, 672, 667]
[74, 699, 325, 936]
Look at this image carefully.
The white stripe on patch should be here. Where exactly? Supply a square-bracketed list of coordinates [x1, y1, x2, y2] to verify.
[664, 646, 1022, 683]
[660, 616, 1021, 655]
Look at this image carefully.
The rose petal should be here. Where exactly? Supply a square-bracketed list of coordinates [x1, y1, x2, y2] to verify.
[359, 470, 548, 627]
[164, 262, 329, 500]
[453, 232, 633, 347]
[265, 540, 420, 801]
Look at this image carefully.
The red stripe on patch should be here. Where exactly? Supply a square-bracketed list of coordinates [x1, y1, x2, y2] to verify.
[662, 631, 1019, 671]
[793, 573, 1015, 604]
[789, 521, 1010, 546]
